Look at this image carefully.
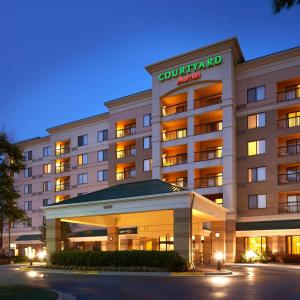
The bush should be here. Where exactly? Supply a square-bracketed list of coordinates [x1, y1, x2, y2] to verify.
[282, 255, 300, 264]
[240, 251, 269, 263]
[50, 250, 188, 272]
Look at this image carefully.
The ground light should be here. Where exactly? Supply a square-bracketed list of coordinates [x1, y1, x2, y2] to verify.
[37, 250, 47, 262]
[245, 250, 257, 263]
[215, 252, 223, 271]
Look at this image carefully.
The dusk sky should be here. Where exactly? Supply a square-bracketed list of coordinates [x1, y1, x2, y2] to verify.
[1, 0, 299, 141]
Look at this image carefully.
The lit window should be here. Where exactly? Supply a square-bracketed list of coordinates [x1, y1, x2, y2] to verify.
[143, 136, 151, 149]
[247, 86, 266, 103]
[77, 173, 88, 185]
[97, 170, 108, 181]
[143, 114, 152, 127]
[78, 153, 88, 166]
[248, 167, 266, 182]
[248, 194, 266, 209]
[43, 163, 51, 174]
[143, 159, 152, 172]
[248, 113, 266, 129]
[215, 198, 223, 205]
[287, 111, 300, 128]
[245, 237, 267, 253]
[248, 140, 266, 156]
[287, 236, 300, 255]
[78, 134, 88, 147]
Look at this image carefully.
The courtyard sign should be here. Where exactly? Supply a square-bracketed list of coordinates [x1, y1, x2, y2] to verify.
[158, 55, 222, 85]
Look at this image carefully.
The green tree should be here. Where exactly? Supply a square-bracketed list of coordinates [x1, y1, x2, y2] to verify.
[272, 0, 300, 13]
[0, 131, 25, 254]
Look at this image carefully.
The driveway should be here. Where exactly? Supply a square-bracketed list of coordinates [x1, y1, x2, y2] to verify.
[1, 263, 300, 299]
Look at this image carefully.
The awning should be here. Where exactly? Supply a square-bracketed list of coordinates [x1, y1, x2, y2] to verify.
[14, 234, 43, 245]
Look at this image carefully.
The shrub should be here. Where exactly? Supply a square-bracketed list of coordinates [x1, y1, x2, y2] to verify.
[240, 251, 269, 263]
[50, 250, 188, 272]
[282, 255, 300, 264]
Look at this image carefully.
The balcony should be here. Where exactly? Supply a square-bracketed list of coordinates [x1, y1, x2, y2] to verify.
[277, 85, 300, 102]
[55, 164, 70, 174]
[195, 146, 222, 161]
[162, 102, 187, 117]
[278, 145, 300, 157]
[194, 93, 222, 109]
[55, 182, 70, 192]
[278, 172, 300, 184]
[194, 121, 222, 135]
[55, 146, 70, 156]
[116, 147, 136, 159]
[116, 168, 136, 180]
[195, 173, 223, 188]
[162, 128, 187, 142]
[116, 126, 136, 138]
[278, 116, 300, 129]
[279, 201, 300, 213]
[162, 153, 187, 167]
[168, 177, 188, 189]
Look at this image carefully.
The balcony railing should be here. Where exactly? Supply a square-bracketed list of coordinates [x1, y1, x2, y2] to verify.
[194, 93, 222, 109]
[116, 169, 136, 180]
[162, 153, 187, 167]
[116, 126, 136, 138]
[278, 172, 300, 184]
[194, 121, 222, 135]
[55, 183, 70, 192]
[162, 102, 187, 116]
[278, 116, 300, 129]
[277, 86, 300, 102]
[168, 178, 188, 189]
[55, 146, 70, 156]
[195, 173, 223, 188]
[116, 147, 136, 159]
[162, 128, 187, 141]
[279, 201, 300, 213]
[195, 147, 222, 161]
[55, 164, 70, 174]
[278, 145, 300, 157]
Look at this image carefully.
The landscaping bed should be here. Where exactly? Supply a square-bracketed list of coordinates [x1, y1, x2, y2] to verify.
[50, 250, 188, 272]
[0, 285, 58, 300]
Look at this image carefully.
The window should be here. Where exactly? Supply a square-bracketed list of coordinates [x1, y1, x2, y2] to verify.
[78, 134, 88, 147]
[43, 163, 51, 174]
[245, 237, 267, 253]
[98, 150, 108, 162]
[77, 173, 88, 185]
[248, 112, 266, 129]
[143, 159, 152, 172]
[43, 199, 50, 206]
[143, 114, 151, 127]
[98, 129, 108, 142]
[287, 111, 300, 128]
[247, 86, 266, 103]
[248, 140, 266, 156]
[97, 170, 108, 181]
[78, 153, 88, 166]
[287, 236, 300, 255]
[43, 216, 46, 225]
[24, 201, 32, 211]
[24, 218, 32, 227]
[143, 136, 151, 149]
[24, 184, 32, 194]
[24, 151, 32, 161]
[248, 167, 266, 182]
[248, 194, 267, 209]
[24, 167, 32, 178]
[43, 146, 51, 157]
[43, 181, 51, 192]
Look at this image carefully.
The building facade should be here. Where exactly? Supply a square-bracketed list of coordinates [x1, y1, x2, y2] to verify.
[4, 38, 300, 262]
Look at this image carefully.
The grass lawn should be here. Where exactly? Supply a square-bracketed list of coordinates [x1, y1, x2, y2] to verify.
[0, 285, 58, 300]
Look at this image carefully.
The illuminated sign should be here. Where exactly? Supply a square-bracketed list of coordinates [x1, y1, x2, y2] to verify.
[158, 55, 222, 85]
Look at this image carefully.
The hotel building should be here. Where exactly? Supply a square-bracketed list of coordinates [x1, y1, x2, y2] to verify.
[4, 38, 300, 264]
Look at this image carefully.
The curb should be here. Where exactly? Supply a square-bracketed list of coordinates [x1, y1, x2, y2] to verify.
[204, 271, 233, 276]
[49, 289, 76, 300]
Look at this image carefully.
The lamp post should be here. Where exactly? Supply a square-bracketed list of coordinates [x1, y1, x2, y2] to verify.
[28, 252, 34, 267]
[215, 251, 223, 271]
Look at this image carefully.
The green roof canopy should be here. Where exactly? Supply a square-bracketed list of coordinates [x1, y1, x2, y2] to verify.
[15, 234, 42, 242]
[48, 180, 185, 207]
[237, 219, 300, 231]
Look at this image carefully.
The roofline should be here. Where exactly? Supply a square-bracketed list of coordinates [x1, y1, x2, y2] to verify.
[47, 112, 109, 134]
[145, 37, 244, 74]
[43, 190, 190, 210]
[16, 135, 50, 146]
[104, 89, 152, 109]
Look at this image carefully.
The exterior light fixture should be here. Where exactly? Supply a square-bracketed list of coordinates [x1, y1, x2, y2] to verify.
[28, 252, 35, 267]
[109, 236, 113, 241]
[37, 250, 47, 262]
[245, 250, 257, 263]
[215, 232, 221, 238]
[215, 251, 223, 271]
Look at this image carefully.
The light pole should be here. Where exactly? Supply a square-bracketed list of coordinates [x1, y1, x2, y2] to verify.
[28, 252, 34, 267]
[215, 251, 223, 271]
